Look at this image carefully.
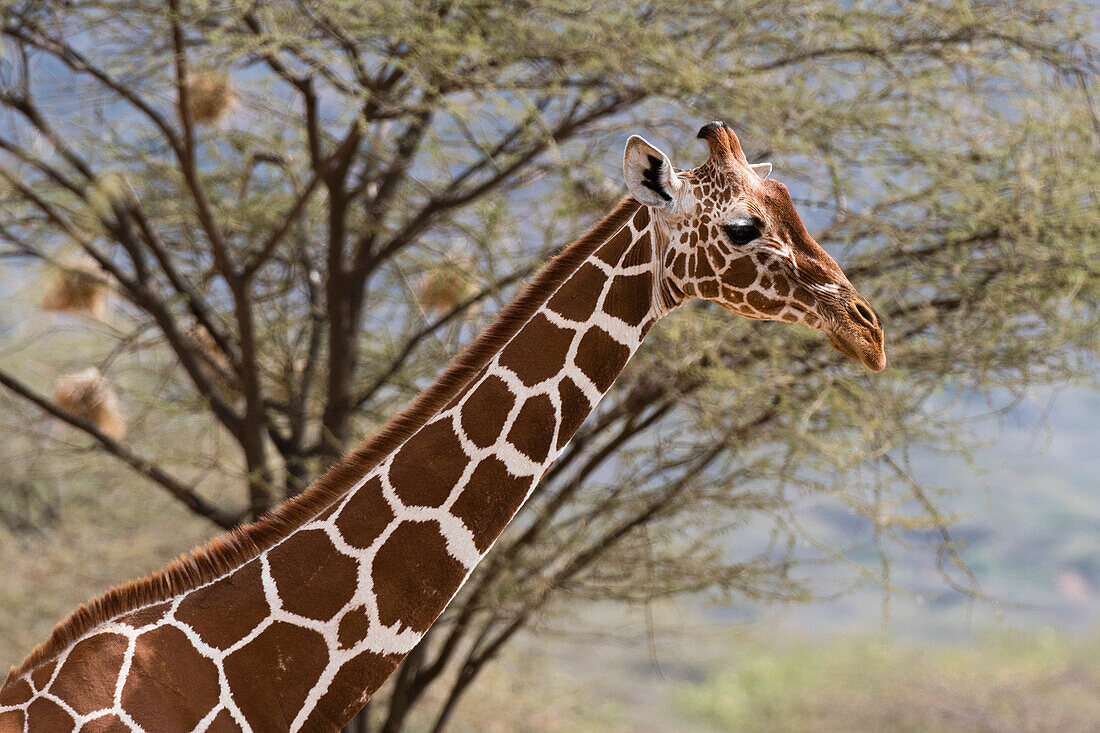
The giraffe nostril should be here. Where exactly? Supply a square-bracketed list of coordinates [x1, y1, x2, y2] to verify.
[851, 301, 876, 328]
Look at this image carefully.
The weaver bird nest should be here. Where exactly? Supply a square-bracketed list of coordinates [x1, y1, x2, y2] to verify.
[53, 367, 126, 441]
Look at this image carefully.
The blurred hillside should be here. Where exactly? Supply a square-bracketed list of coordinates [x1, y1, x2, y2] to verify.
[744, 384, 1100, 640]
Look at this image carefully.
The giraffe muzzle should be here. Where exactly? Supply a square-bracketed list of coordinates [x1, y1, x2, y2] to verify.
[827, 299, 886, 372]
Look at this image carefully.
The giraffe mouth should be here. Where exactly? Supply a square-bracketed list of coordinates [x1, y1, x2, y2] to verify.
[827, 329, 886, 372]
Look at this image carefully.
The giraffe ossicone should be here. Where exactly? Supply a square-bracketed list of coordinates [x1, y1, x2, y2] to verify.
[1, 122, 885, 732]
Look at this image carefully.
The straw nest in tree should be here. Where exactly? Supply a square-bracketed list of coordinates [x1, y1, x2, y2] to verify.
[419, 261, 475, 313]
[186, 73, 235, 124]
[53, 367, 126, 441]
[41, 258, 109, 319]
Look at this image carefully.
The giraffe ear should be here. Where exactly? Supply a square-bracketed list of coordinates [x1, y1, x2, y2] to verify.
[623, 135, 682, 209]
[749, 162, 772, 179]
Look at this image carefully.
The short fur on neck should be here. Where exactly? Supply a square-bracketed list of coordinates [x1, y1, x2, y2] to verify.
[8, 197, 644, 682]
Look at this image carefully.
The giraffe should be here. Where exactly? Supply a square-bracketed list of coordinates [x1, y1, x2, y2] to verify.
[0, 122, 885, 732]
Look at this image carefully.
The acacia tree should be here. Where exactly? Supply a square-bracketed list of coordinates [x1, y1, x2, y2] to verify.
[0, 0, 1097, 730]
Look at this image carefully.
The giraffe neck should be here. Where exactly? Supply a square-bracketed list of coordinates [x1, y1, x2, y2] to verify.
[290, 202, 664, 727]
[0, 202, 669, 732]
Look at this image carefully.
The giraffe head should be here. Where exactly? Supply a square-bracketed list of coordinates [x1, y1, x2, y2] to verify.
[624, 121, 886, 371]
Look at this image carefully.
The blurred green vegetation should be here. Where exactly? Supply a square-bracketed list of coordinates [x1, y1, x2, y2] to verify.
[429, 626, 1100, 732]
[675, 632, 1100, 732]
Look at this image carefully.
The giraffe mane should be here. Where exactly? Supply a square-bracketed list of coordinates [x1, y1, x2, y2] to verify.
[7, 196, 643, 683]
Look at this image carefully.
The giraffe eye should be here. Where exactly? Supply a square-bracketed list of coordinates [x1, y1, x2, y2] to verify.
[722, 218, 760, 245]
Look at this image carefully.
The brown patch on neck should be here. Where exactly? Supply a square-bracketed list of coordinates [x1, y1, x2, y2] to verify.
[6, 197, 644, 683]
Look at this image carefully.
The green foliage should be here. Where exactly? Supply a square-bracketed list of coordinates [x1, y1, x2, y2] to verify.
[675, 631, 1100, 732]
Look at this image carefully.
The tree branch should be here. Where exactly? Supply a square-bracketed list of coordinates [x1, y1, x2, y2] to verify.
[241, 122, 362, 280]
[0, 368, 239, 529]
[167, 0, 235, 283]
